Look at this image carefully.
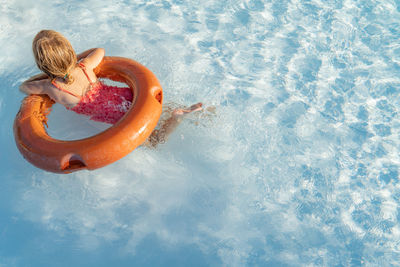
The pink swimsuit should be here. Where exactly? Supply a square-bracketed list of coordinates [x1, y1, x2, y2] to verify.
[52, 63, 133, 124]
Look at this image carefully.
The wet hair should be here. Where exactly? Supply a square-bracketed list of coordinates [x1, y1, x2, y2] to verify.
[32, 30, 77, 84]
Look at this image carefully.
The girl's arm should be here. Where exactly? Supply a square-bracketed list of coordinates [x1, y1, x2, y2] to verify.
[24, 73, 48, 82]
[77, 48, 105, 69]
[20, 74, 48, 94]
[76, 48, 97, 61]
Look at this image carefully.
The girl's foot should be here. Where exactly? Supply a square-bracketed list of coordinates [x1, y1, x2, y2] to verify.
[172, 102, 203, 116]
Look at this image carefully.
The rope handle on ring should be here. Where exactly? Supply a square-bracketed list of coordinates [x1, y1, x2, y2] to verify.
[23, 95, 53, 128]
[32, 110, 50, 128]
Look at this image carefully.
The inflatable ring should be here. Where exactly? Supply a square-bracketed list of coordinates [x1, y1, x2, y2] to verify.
[14, 56, 163, 173]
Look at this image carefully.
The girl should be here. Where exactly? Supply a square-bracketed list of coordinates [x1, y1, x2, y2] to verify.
[20, 30, 202, 146]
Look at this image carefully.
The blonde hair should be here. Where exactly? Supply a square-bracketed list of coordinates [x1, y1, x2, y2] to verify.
[32, 30, 77, 84]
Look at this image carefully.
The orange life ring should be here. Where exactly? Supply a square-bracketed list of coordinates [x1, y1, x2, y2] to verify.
[14, 56, 163, 173]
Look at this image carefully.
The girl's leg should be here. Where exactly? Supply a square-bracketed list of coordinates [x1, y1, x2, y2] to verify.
[147, 103, 202, 147]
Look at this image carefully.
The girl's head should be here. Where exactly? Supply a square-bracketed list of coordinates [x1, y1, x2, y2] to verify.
[32, 30, 76, 83]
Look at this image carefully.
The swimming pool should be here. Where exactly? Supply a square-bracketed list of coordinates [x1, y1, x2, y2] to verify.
[1, 0, 400, 266]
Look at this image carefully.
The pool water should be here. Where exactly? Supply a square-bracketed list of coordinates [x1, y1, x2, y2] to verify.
[1, 0, 400, 266]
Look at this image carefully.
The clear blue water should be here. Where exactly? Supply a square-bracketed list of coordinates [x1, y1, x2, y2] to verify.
[1, 0, 400, 266]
